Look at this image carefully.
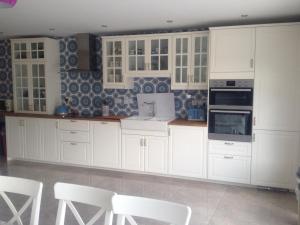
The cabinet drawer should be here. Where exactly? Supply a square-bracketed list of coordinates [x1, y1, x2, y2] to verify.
[61, 130, 89, 143]
[61, 142, 89, 165]
[208, 140, 251, 156]
[208, 154, 251, 184]
[59, 120, 89, 131]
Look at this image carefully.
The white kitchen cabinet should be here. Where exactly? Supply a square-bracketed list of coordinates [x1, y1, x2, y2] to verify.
[11, 38, 60, 114]
[40, 119, 59, 162]
[91, 121, 121, 169]
[126, 35, 172, 77]
[172, 32, 208, 90]
[209, 27, 255, 79]
[122, 132, 168, 174]
[169, 125, 207, 178]
[251, 130, 300, 189]
[253, 24, 300, 131]
[208, 140, 252, 184]
[102, 37, 133, 89]
[5, 116, 25, 159]
[59, 119, 91, 166]
[24, 118, 41, 160]
[208, 154, 251, 184]
[122, 134, 145, 171]
[144, 136, 168, 174]
[60, 142, 89, 165]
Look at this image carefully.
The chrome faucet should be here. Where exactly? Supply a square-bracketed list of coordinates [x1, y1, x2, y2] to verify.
[143, 101, 156, 117]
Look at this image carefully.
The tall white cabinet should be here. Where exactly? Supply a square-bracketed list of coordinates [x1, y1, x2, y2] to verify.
[252, 24, 300, 189]
[11, 38, 60, 114]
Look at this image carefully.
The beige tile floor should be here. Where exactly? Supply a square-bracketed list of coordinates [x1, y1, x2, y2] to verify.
[0, 160, 298, 225]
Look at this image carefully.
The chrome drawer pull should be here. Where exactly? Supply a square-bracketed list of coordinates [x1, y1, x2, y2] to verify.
[70, 143, 77, 146]
[224, 156, 234, 159]
[70, 131, 77, 134]
[70, 120, 77, 122]
[224, 142, 234, 145]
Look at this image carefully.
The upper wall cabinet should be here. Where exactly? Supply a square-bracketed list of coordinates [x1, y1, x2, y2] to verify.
[102, 37, 133, 89]
[126, 35, 172, 77]
[209, 27, 255, 79]
[171, 32, 208, 90]
[11, 38, 60, 114]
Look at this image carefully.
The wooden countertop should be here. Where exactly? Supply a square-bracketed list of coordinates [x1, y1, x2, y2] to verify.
[169, 119, 207, 127]
[5, 112, 126, 122]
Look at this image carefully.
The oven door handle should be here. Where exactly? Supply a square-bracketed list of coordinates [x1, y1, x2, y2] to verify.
[210, 110, 251, 114]
[210, 88, 252, 92]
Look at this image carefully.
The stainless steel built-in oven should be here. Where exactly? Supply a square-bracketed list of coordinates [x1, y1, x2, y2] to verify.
[209, 79, 253, 110]
[208, 79, 254, 142]
[208, 109, 252, 142]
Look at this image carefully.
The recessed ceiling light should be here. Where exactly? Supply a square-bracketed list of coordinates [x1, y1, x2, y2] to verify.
[101, 25, 108, 28]
[166, 20, 174, 24]
[49, 28, 55, 32]
[241, 14, 248, 18]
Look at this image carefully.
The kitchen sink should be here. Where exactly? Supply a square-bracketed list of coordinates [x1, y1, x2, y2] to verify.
[121, 116, 174, 132]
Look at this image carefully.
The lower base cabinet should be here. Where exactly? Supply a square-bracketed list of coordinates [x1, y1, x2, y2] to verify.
[60, 142, 89, 165]
[40, 119, 59, 162]
[208, 140, 252, 184]
[24, 118, 41, 160]
[251, 130, 300, 189]
[91, 121, 121, 169]
[121, 132, 168, 174]
[6, 117, 25, 159]
[169, 125, 207, 178]
[208, 154, 251, 184]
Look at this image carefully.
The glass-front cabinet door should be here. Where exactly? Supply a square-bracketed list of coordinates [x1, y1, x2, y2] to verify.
[149, 37, 171, 75]
[32, 63, 46, 112]
[172, 35, 191, 89]
[125, 35, 171, 77]
[190, 33, 208, 89]
[14, 63, 30, 111]
[171, 32, 208, 90]
[13, 42, 29, 60]
[103, 38, 127, 89]
[127, 38, 146, 74]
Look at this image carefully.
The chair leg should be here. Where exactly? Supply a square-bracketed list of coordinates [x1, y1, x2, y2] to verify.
[116, 215, 125, 225]
[104, 211, 113, 225]
[55, 201, 67, 225]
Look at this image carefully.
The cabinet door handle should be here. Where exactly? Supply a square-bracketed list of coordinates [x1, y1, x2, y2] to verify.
[252, 133, 256, 142]
[70, 131, 77, 134]
[144, 138, 146, 147]
[224, 156, 234, 159]
[224, 142, 234, 145]
[70, 142, 77, 146]
[140, 138, 143, 147]
[250, 59, 254, 68]
[253, 117, 256, 126]
[101, 121, 108, 125]
[70, 120, 77, 122]
[56, 121, 59, 129]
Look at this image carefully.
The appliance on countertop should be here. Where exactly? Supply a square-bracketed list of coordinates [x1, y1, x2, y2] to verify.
[208, 79, 254, 142]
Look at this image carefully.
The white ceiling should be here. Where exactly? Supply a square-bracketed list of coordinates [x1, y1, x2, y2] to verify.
[0, 0, 300, 38]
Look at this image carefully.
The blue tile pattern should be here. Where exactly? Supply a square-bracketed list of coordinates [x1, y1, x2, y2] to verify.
[0, 34, 207, 118]
[0, 40, 12, 100]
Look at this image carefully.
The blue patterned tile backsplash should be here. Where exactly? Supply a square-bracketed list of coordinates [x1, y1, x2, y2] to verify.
[0, 35, 207, 119]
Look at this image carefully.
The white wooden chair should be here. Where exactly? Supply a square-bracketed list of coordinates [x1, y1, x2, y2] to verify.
[0, 175, 43, 225]
[112, 195, 192, 225]
[54, 182, 116, 225]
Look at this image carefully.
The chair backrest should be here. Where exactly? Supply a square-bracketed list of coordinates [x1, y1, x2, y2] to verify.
[54, 182, 116, 225]
[0, 175, 43, 225]
[112, 195, 191, 225]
